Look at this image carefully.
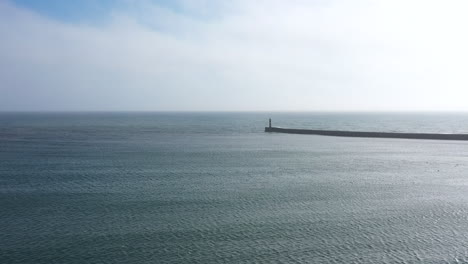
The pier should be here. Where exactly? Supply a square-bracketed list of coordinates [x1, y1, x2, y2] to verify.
[265, 119, 468, 141]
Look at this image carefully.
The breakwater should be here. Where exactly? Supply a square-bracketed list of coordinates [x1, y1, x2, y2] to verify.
[265, 126, 468, 141]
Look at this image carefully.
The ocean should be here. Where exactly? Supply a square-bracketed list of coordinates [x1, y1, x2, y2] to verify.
[1, 112, 468, 263]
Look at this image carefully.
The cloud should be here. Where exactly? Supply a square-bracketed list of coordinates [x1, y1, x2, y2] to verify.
[1, 0, 468, 111]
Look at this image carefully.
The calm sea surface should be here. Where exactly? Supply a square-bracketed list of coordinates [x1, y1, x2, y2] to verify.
[2, 112, 468, 263]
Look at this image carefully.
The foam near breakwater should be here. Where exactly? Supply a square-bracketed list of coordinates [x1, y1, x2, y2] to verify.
[265, 126, 468, 141]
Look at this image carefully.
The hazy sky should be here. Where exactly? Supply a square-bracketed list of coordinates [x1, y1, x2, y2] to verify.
[2, 0, 468, 111]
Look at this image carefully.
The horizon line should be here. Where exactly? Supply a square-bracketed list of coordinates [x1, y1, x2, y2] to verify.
[2, 110, 468, 114]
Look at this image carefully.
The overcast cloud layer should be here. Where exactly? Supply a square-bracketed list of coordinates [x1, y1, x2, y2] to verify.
[1, 0, 468, 111]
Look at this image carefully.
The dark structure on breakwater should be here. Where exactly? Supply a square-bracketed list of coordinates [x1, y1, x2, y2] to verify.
[265, 119, 468, 141]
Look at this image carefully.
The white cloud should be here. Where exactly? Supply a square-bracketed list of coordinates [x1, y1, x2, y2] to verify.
[1, 0, 468, 111]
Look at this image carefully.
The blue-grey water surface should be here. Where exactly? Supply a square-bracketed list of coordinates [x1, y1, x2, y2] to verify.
[2, 112, 468, 263]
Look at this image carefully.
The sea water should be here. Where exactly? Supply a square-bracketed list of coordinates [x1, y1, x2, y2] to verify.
[1, 112, 468, 263]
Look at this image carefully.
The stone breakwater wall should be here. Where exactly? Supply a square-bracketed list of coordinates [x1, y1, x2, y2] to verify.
[265, 126, 468, 141]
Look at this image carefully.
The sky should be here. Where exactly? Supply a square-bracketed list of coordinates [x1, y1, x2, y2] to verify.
[2, 0, 468, 111]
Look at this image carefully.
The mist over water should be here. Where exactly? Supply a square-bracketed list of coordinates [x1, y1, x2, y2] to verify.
[2, 112, 468, 263]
